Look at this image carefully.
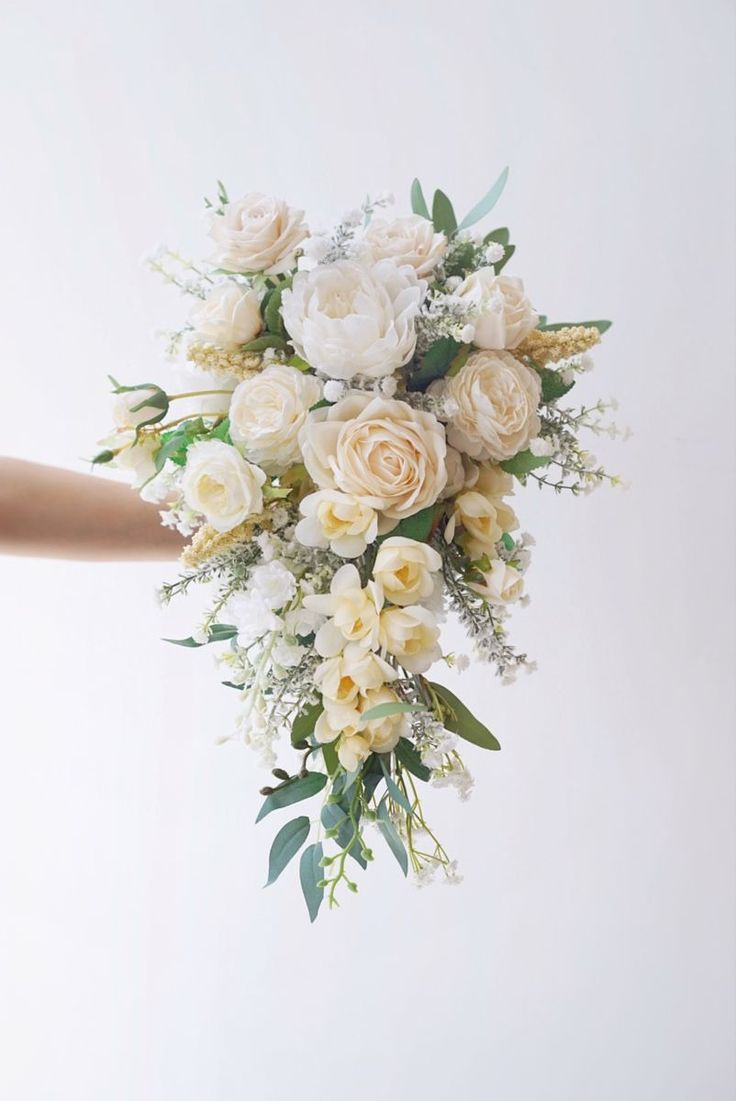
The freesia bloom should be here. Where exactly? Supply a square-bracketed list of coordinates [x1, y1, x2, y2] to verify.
[303, 564, 383, 656]
[474, 462, 515, 498]
[189, 282, 263, 349]
[453, 270, 538, 350]
[229, 364, 322, 474]
[433, 350, 541, 462]
[372, 537, 442, 606]
[315, 685, 407, 769]
[281, 259, 425, 380]
[300, 393, 447, 527]
[315, 643, 397, 706]
[469, 559, 525, 604]
[209, 192, 308, 275]
[445, 491, 518, 560]
[295, 490, 378, 558]
[378, 605, 441, 673]
[362, 214, 447, 278]
[181, 439, 265, 532]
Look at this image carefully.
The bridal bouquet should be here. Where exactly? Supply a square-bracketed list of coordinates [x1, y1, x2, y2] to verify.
[95, 171, 620, 919]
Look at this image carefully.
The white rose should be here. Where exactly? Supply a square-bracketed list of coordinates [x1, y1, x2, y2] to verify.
[300, 393, 447, 527]
[112, 387, 164, 430]
[362, 214, 447, 278]
[315, 643, 397, 705]
[303, 563, 383, 656]
[281, 259, 425, 380]
[208, 192, 309, 275]
[295, 490, 378, 558]
[372, 537, 442, 606]
[228, 364, 322, 474]
[453, 270, 538, 350]
[469, 559, 524, 605]
[182, 439, 265, 532]
[434, 350, 541, 462]
[189, 282, 263, 349]
[378, 605, 441, 674]
[444, 491, 518, 561]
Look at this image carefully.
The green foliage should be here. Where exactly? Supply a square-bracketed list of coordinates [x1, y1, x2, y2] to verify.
[457, 167, 509, 232]
[494, 243, 515, 274]
[407, 336, 460, 391]
[376, 799, 408, 876]
[484, 227, 510, 247]
[163, 623, 237, 648]
[431, 190, 457, 237]
[91, 450, 115, 466]
[321, 803, 366, 867]
[255, 771, 327, 823]
[155, 417, 207, 471]
[108, 377, 170, 431]
[379, 759, 413, 815]
[360, 701, 425, 723]
[242, 334, 289, 353]
[263, 282, 290, 338]
[299, 842, 324, 922]
[321, 741, 339, 776]
[206, 416, 232, 444]
[430, 681, 501, 751]
[540, 367, 575, 403]
[410, 178, 431, 220]
[290, 702, 323, 747]
[500, 532, 515, 552]
[382, 504, 439, 544]
[499, 449, 551, 477]
[264, 816, 310, 886]
[394, 737, 431, 782]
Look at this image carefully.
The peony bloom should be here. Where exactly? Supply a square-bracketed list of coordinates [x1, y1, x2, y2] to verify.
[452, 270, 538, 350]
[209, 192, 309, 275]
[228, 364, 322, 474]
[281, 259, 425, 380]
[469, 559, 525, 605]
[362, 214, 447, 278]
[372, 537, 442, 606]
[378, 605, 442, 674]
[189, 282, 263, 349]
[295, 490, 378, 559]
[303, 563, 383, 656]
[433, 350, 541, 462]
[445, 491, 519, 561]
[300, 393, 447, 527]
[181, 439, 265, 532]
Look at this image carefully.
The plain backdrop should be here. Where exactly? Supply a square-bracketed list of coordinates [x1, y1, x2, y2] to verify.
[1, 2, 734, 1099]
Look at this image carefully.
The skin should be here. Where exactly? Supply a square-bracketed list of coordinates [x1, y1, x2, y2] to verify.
[0, 458, 185, 561]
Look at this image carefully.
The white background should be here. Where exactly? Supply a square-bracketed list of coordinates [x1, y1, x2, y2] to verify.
[1, 2, 734, 1098]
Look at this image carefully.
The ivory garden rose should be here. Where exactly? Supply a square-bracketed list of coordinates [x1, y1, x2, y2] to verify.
[209, 192, 309, 275]
[189, 282, 263, 349]
[299, 393, 447, 527]
[181, 439, 265, 532]
[228, 364, 322, 474]
[453, 270, 538, 350]
[363, 213, 447, 277]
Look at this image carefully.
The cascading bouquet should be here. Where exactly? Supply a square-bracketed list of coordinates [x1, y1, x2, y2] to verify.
[94, 170, 622, 919]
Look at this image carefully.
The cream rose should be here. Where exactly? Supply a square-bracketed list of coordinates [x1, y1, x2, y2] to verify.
[303, 563, 383, 656]
[378, 605, 441, 674]
[189, 282, 263, 349]
[372, 537, 442, 606]
[362, 214, 447, 278]
[228, 364, 322, 474]
[454, 270, 538, 350]
[469, 559, 524, 605]
[445, 491, 518, 561]
[181, 439, 265, 532]
[281, 259, 425, 380]
[434, 350, 541, 462]
[300, 394, 447, 527]
[209, 192, 309, 275]
[295, 490, 378, 559]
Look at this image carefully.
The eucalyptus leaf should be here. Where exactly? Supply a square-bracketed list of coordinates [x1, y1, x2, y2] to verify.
[381, 504, 438, 544]
[242, 334, 289, 352]
[394, 737, 431, 782]
[291, 702, 323, 747]
[264, 816, 310, 886]
[379, 759, 413, 816]
[430, 682, 501, 750]
[499, 450, 551, 477]
[360, 701, 425, 723]
[431, 189, 457, 237]
[376, 799, 408, 876]
[484, 227, 510, 247]
[255, 771, 327, 823]
[457, 167, 509, 232]
[299, 842, 324, 922]
[321, 740, 339, 776]
[407, 336, 460, 391]
[410, 178, 431, 220]
[163, 623, 236, 648]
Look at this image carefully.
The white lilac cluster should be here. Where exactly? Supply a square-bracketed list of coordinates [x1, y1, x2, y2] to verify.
[96, 172, 617, 917]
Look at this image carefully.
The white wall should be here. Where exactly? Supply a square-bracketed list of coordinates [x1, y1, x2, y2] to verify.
[1, 2, 734, 1098]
